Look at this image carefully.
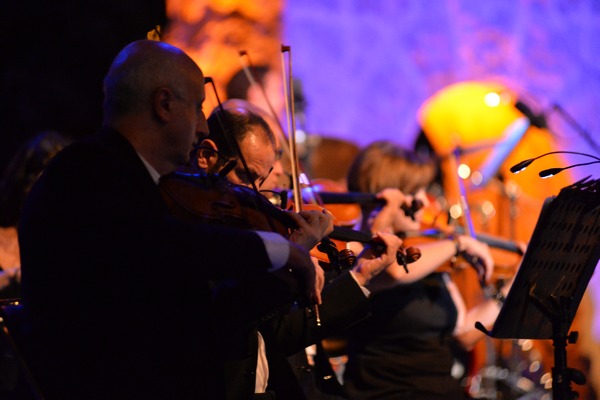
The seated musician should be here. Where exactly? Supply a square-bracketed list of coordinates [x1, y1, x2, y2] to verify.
[193, 101, 403, 400]
[17, 40, 330, 400]
[342, 140, 516, 400]
[0, 130, 72, 300]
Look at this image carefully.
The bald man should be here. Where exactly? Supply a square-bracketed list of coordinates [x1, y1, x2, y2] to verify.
[18, 40, 321, 400]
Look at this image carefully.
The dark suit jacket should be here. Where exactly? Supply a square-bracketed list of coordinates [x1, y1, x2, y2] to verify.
[216, 272, 371, 400]
[18, 127, 286, 400]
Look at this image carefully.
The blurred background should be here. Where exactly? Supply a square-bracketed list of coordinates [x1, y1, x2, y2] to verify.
[2, 1, 599, 398]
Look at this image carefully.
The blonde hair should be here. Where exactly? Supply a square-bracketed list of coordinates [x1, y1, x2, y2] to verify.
[347, 140, 437, 194]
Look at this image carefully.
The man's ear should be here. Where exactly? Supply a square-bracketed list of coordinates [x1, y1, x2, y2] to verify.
[152, 87, 174, 122]
[197, 139, 218, 170]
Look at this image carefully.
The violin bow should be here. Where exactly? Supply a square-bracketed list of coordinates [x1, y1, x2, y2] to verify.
[280, 45, 304, 213]
[449, 142, 510, 302]
[238, 50, 291, 163]
[239, 48, 326, 208]
[448, 143, 512, 396]
[281, 44, 326, 326]
[281, 46, 332, 211]
[447, 144, 488, 285]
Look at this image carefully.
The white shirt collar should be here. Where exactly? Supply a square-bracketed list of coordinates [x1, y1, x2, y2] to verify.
[137, 153, 161, 185]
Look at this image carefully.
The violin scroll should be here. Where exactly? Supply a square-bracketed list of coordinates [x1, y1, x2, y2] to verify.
[399, 246, 422, 272]
[315, 238, 358, 271]
[401, 199, 424, 221]
[327, 225, 421, 274]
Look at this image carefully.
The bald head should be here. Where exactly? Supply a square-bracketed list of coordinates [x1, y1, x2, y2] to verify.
[103, 40, 204, 124]
[206, 105, 276, 160]
[101, 40, 208, 175]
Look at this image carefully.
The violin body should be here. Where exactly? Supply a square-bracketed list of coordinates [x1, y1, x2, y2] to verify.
[290, 179, 422, 272]
[159, 170, 296, 236]
[401, 227, 522, 282]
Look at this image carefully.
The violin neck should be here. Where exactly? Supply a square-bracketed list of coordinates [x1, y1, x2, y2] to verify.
[402, 228, 523, 255]
[455, 226, 523, 254]
[313, 191, 383, 206]
[473, 232, 523, 255]
[329, 225, 373, 243]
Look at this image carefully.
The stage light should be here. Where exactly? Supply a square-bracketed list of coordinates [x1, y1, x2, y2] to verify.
[484, 92, 501, 107]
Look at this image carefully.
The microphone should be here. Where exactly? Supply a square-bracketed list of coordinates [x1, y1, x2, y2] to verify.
[539, 160, 600, 179]
[510, 150, 600, 174]
[514, 100, 547, 129]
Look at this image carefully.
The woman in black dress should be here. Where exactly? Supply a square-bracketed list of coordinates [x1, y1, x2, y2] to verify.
[342, 141, 514, 399]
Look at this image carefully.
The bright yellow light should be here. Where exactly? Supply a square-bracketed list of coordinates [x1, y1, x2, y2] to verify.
[481, 200, 495, 218]
[484, 92, 501, 107]
[449, 204, 463, 219]
[457, 163, 471, 179]
[417, 81, 522, 157]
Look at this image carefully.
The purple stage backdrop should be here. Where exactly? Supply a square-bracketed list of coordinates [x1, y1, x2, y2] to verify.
[284, 0, 600, 179]
[284, 0, 600, 344]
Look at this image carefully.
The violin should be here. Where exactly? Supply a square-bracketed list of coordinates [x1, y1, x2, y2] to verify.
[278, 178, 422, 272]
[400, 227, 523, 283]
[159, 170, 420, 272]
[160, 170, 295, 236]
[401, 227, 523, 254]
[398, 184, 524, 284]
[315, 192, 422, 221]
[292, 180, 424, 222]
[327, 225, 421, 273]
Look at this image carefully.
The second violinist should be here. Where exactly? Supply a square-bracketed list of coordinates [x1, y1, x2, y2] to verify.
[184, 101, 403, 400]
[342, 140, 515, 400]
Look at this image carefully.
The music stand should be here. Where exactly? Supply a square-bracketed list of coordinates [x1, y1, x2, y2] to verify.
[479, 177, 600, 400]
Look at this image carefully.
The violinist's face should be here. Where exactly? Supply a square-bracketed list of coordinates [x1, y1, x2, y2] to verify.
[391, 188, 429, 232]
[149, 70, 208, 176]
[169, 72, 208, 168]
[198, 123, 276, 188]
[260, 156, 284, 191]
[258, 130, 284, 191]
[212, 128, 275, 189]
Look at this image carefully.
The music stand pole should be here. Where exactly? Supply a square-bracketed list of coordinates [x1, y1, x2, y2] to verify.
[529, 293, 586, 400]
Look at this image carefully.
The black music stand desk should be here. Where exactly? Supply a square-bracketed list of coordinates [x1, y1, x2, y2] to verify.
[481, 177, 600, 400]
